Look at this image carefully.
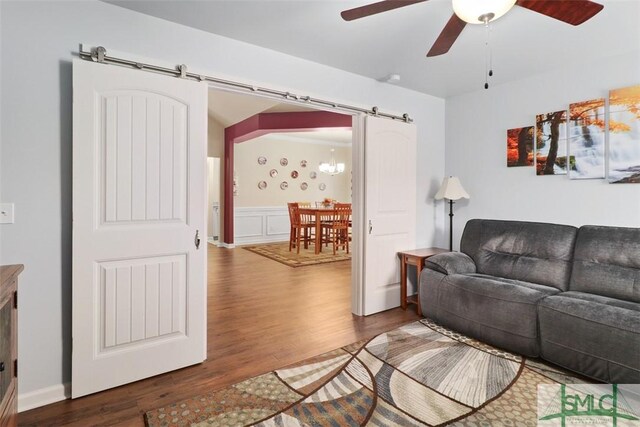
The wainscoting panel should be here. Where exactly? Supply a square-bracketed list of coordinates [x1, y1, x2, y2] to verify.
[235, 207, 290, 245]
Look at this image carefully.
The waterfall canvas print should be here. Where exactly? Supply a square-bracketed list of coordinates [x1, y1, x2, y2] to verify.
[507, 126, 534, 167]
[568, 98, 606, 179]
[536, 110, 568, 175]
[609, 84, 640, 183]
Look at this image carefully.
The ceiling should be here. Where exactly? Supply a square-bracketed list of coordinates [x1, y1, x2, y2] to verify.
[106, 0, 640, 98]
[208, 89, 351, 145]
[208, 89, 277, 126]
[252, 130, 353, 146]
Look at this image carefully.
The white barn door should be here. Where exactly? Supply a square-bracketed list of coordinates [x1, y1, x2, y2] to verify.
[364, 117, 416, 315]
[72, 59, 208, 397]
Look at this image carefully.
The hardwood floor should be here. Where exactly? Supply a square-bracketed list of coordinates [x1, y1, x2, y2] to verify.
[19, 244, 419, 426]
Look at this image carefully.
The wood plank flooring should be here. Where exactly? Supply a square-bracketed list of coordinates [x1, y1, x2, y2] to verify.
[19, 244, 419, 426]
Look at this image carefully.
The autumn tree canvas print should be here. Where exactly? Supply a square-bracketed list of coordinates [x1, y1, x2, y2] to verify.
[507, 127, 534, 167]
[568, 98, 605, 179]
[609, 84, 640, 183]
[536, 110, 568, 175]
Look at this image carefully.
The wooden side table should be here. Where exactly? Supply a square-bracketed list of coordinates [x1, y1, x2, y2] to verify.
[398, 248, 448, 315]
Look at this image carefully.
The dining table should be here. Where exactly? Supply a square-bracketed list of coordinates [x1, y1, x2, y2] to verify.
[298, 206, 337, 254]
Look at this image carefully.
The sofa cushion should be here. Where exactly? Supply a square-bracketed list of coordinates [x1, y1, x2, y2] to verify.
[420, 270, 560, 357]
[424, 252, 476, 275]
[538, 291, 640, 383]
[460, 219, 578, 291]
[570, 225, 640, 303]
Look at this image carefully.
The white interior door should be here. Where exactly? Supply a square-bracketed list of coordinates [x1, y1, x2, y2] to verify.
[72, 59, 208, 398]
[363, 116, 416, 315]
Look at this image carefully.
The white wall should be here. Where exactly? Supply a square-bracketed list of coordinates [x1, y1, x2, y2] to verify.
[445, 51, 640, 249]
[208, 116, 225, 242]
[0, 0, 445, 403]
[234, 136, 352, 207]
[207, 157, 221, 239]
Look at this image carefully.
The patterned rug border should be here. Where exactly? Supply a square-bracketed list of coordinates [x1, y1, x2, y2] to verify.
[144, 319, 587, 427]
[242, 241, 351, 268]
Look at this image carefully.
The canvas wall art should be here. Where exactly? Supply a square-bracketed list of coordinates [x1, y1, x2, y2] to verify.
[507, 126, 534, 167]
[536, 110, 568, 175]
[568, 98, 606, 179]
[609, 84, 640, 183]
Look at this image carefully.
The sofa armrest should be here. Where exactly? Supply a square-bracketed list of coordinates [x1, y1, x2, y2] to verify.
[424, 252, 476, 275]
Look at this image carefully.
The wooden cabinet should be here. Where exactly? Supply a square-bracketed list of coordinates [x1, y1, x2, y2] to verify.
[0, 265, 22, 427]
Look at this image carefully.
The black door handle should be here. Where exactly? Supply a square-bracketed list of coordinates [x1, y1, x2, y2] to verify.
[0, 362, 4, 372]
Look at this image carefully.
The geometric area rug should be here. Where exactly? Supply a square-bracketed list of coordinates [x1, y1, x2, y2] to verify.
[144, 319, 595, 426]
[243, 241, 350, 268]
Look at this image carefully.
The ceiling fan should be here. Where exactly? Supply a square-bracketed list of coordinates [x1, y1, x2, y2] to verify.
[341, 0, 604, 57]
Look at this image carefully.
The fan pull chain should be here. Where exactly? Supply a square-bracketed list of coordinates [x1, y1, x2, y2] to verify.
[484, 20, 493, 89]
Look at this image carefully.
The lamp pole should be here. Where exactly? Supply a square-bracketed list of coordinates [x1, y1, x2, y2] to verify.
[448, 199, 454, 252]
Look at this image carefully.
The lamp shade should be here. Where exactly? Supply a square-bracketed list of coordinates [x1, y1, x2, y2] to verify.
[435, 176, 470, 201]
[452, 0, 516, 24]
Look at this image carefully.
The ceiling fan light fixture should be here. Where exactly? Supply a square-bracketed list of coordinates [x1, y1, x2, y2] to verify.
[452, 0, 517, 24]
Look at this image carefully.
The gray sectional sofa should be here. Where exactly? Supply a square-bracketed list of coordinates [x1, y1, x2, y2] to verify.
[419, 219, 640, 384]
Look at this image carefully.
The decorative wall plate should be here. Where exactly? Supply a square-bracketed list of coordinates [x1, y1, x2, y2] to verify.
[300, 182, 308, 190]
[258, 156, 267, 165]
[300, 160, 307, 168]
[319, 183, 326, 191]
[280, 181, 289, 190]
[270, 169, 278, 178]
[310, 171, 317, 179]
[258, 181, 267, 190]
[291, 170, 299, 179]
[280, 158, 288, 166]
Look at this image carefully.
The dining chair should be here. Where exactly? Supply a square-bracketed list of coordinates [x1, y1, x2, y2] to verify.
[335, 202, 353, 242]
[287, 202, 313, 253]
[322, 203, 352, 254]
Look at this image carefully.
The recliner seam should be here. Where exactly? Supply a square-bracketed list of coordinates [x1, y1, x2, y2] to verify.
[539, 304, 640, 334]
[541, 338, 640, 373]
[442, 278, 557, 306]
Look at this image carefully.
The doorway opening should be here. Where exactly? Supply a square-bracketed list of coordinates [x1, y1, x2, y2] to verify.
[206, 86, 355, 266]
[205, 87, 364, 374]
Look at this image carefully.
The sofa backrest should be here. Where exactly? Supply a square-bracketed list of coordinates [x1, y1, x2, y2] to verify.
[460, 219, 578, 291]
[570, 225, 640, 302]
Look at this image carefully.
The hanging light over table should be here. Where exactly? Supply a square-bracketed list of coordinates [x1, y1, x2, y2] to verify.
[319, 149, 345, 176]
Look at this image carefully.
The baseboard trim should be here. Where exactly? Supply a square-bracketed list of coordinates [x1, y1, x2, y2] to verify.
[234, 236, 289, 246]
[18, 382, 70, 412]
[214, 242, 236, 249]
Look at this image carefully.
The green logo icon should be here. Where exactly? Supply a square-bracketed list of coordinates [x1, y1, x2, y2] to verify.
[538, 384, 640, 426]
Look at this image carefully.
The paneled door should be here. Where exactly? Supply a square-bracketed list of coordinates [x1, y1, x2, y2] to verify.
[364, 116, 417, 315]
[72, 59, 208, 398]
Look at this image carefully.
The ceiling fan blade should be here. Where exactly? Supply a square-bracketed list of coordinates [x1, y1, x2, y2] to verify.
[341, 0, 428, 21]
[427, 14, 466, 57]
[516, 0, 603, 25]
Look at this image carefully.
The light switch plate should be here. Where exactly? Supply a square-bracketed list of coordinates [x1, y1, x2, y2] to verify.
[0, 203, 15, 224]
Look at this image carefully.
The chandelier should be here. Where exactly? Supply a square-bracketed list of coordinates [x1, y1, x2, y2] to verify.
[319, 149, 345, 175]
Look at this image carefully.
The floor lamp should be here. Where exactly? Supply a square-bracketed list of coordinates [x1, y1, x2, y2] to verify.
[435, 176, 470, 251]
